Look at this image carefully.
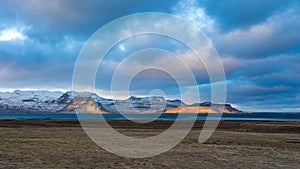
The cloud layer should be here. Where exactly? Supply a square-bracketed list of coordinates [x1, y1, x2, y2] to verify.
[0, 0, 299, 111]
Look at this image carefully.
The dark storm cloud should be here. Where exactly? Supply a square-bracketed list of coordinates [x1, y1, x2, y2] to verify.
[222, 53, 300, 110]
[0, 0, 177, 38]
[225, 54, 295, 75]
[214, 9, 300, 58]
[221, 53, 300, 111]
[200, 0, 299, 32]
[226, 82, 300, 111]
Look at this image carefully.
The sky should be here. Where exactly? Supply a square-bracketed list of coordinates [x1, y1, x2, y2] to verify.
[0, 0, 300, 112]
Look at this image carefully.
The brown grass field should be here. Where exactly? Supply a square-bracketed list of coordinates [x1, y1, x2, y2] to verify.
[0, 119, 299, 168]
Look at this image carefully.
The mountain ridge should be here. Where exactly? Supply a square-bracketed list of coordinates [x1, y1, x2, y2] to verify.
[0, 90, 244, 114]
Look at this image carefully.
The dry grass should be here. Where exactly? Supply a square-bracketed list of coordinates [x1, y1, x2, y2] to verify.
[0, 119, 299, 169]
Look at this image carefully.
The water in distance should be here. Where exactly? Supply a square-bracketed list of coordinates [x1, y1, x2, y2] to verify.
[0, 113, 300, 121]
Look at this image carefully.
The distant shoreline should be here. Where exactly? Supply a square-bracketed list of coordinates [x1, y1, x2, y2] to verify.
[0, 112, 299, 121]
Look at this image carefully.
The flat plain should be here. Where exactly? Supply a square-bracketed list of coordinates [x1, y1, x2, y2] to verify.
[0, 119, 299, 169]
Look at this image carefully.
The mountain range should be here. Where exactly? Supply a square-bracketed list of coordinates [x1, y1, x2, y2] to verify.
[0, 90, 243, 114]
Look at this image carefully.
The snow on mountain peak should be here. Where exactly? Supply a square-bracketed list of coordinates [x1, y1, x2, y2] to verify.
[0, 90, 242, 114]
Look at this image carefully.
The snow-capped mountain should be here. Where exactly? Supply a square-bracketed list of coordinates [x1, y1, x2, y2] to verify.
[0, 90, 242, 114]
[100, 96, 169, 114]
[0, 90, 64, 113]
[0, 90, 181, 114]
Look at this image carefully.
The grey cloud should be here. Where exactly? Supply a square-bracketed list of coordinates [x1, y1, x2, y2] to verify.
[215, 9, 300, 58]
[200, 0, 299, 32]
[0, 0, 177, 38]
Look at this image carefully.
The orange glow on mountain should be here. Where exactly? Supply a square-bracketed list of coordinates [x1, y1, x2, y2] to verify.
[63, 97, 109, 114]
[165, 106, 234, 114]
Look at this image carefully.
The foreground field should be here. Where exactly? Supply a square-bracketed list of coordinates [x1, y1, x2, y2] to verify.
[0, 119, 300, 168]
